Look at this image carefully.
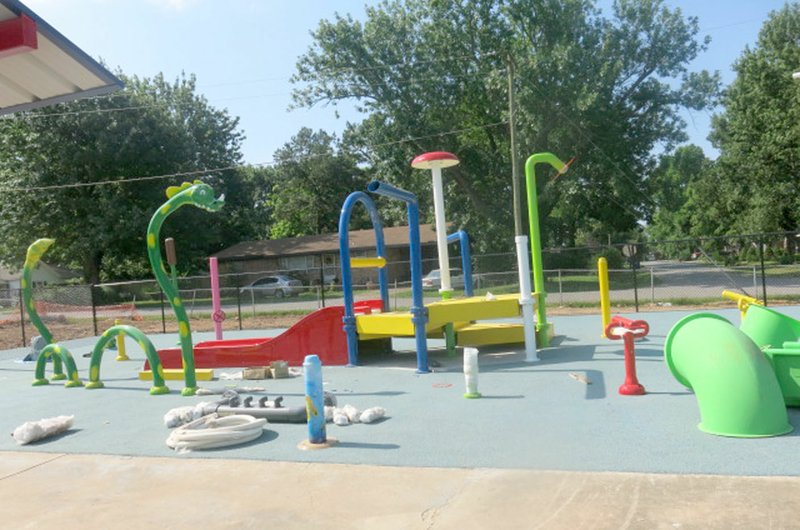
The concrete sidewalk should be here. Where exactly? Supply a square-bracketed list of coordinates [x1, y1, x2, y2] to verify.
[2, 451, 799, 529]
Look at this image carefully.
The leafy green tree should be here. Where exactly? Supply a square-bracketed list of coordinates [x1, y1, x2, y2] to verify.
[0, 72, 252, 282]
[292, 0, 719, 252]
[646, 144, 713, 242]
[267, 128, 368, 238]
[707, 3, 800, 235]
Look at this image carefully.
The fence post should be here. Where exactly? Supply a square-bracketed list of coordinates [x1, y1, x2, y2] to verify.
[753, 265, 757, 295]
[159, 289, 166, 333]
[90, 284, 98, 336]
[236, 282, 243, 330]
[758, 239, 768, 306]
[318, 256, 326, 308]
[18, 288, 25, 347]
[650, 268, 655, 304]
[558, 269, 563, 305]
[631, 265, 639, 312]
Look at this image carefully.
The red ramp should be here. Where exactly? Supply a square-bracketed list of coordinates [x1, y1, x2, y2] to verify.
[148, 306, 347, 369]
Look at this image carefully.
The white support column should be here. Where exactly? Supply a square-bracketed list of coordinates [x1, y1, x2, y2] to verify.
[515, 235, 538, 362]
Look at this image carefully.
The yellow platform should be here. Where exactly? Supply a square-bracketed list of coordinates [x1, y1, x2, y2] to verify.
[355, 293, 528, 348]
[138, 368, 215, 381]
[456, 323, 525, 347]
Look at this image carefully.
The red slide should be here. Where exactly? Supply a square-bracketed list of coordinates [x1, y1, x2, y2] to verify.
[147, 306, 348, 369]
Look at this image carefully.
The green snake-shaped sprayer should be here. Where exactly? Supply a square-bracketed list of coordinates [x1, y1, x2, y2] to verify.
[24, 239, 81, 387]
[142, 181, 224, 396]
[25, 239, 171, 394]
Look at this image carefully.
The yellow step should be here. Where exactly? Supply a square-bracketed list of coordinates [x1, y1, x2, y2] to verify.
[456, 323, 526, 347]
[139, 368, 215, 381]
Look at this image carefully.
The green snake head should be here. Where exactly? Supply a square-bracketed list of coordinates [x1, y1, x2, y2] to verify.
[25, 238, 55, 269]
[166, 181, 224, 212]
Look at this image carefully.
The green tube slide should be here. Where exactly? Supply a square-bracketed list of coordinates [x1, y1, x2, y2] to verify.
[739, 303, 800, 349]
[664, 313, 792, 437]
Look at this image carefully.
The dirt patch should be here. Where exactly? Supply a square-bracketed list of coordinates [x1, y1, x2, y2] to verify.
[0, 314, 305, 352]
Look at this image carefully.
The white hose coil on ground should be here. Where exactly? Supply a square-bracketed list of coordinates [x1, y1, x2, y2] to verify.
[166, 413, 266, 452]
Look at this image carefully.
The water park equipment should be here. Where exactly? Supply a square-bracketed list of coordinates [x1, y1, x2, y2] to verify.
[738, 303, 800, 406]
[91, 181, 224, 396]
[149, 305, 348, 369]
[209, 256, 225, 340]
[598, 257, 612, 337]
[523, 152, 573, 347]
[411, 151, 460, 299]
[664, 313, 792, 437]
[722, 290, 763, 322]
[463, 347, 481, 399]
[299, 354, 336, 449]
[605, 316, 648, 396]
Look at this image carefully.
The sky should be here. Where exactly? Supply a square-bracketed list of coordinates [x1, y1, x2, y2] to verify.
[20, 0, 791, 164]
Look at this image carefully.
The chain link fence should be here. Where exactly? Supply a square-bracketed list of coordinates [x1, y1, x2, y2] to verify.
[3, 231, 800, 348]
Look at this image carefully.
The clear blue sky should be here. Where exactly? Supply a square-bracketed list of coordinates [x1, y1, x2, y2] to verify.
[23, 0, 789, 164]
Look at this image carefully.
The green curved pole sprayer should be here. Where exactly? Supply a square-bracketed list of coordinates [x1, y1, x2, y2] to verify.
[33, 344, 82, 388]
[23, 238, 65, 380]
[86, 325, 170, 394]
[146, 181, 224, 396]
[524, 152, 569, 348]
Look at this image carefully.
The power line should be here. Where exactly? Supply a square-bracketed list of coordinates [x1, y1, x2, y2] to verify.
[0, 120, 509, 193]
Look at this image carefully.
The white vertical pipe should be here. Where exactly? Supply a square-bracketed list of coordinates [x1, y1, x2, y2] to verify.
[431, 166, 452, 295]
[463, 347, 480, 398]
[515, 235, 538, 362]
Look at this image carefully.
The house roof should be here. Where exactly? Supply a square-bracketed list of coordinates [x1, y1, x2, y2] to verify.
[0, 0, 123, 116]
[0, 261, 80, 282]
[214, 224, 440, 262]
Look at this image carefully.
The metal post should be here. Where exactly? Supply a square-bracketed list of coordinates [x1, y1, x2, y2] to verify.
[90, 284, 98, 336]
[18, 288, 25, 347]
[508, 55, 522, 236]
[160, 289, 166, 333]
[631, 265, 639, 313]
[558, 269, 563, 305]
[753, 266, 757, 295]
[650, 268, 655, 304]
[318, 254, 326, 308]
[759, 239, 768, 306]
[236, 280, 243, 330]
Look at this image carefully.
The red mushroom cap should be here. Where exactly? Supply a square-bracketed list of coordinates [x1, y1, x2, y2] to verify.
[411, 151, 460, 169]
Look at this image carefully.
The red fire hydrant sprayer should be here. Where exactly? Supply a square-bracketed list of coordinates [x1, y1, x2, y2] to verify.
[604, 315, 649, 395]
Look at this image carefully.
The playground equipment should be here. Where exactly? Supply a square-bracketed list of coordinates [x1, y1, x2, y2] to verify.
[209, 256, 225, 340]
[463, 347, 481, 399]
[298, 354, 336, 449]
[524, 152, 573, 347]
[411, 151, 460, 299]
[149, 305, 348, 369]
[598, 257, 612, 337]
[665, 312, 792, 437]
[605, 316, 648, 395]
[722, 290, 763, 322]
[338, 180, 533, 371]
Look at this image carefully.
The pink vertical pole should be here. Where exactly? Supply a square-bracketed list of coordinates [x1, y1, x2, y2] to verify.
[209, 257, 224, 340]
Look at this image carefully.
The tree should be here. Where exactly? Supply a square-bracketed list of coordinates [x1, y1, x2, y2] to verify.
[292, 0, 719, 251]
[646, 145, 712, 241]
[705, 3, 800, 236]
[266, 128, 368, 238]
[0, 72, 252, 282]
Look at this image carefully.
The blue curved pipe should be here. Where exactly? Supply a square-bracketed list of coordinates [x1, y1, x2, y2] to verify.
[338, 191, 389, 366]
[367, 181, 429, 373]
[447, 230, 473, 297]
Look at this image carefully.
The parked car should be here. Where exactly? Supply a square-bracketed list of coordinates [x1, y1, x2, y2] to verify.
[239, 275, 303, 298]
[422, 268, 465, 290]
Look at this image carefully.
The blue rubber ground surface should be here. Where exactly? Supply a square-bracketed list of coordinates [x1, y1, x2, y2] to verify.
[2, 307, 800, 476]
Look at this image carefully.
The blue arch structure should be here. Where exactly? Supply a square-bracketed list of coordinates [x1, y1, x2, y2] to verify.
[447, 230, 474, 298]
[338, 192, 390, 366]
[367, 181, 429, 373]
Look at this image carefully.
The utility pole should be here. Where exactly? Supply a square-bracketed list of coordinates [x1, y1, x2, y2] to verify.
[507, 55, 522, 236]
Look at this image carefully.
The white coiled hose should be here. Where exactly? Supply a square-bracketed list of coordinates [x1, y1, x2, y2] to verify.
[166, 413, 266, 452]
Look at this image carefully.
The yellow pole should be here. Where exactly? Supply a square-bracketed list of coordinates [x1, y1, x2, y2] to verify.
[114, 318, 129, 361]
[722, 290, 763, 322]
[598, 258, 611, 338]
